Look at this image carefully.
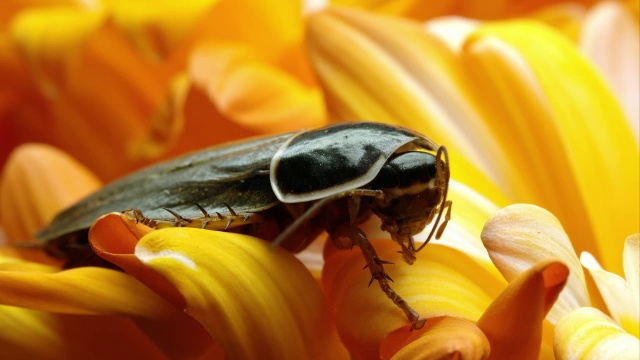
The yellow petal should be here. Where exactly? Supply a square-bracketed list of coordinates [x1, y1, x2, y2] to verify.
[580, 235, 640, 337]
[0, 256, 215, 358]
[107, 0, 216, 61]
[135, 227, 347, 359]
[189, 44, 326, 133]
[329, 0, 458, 20]
[0, 143, 100, 242]
[464, 20, 639, 276]
[306, 7, 511, 207]
[432, 179, 501, 273]
[554, 307, 640, 359]
[529, 3, 586, 42]
[623, 234, 639, 314]
[579, 1, 639, 140]
[323, 240, 506, 359]
[0, 305, 168, 359]
[382, 316, 490, 360]
[8, 6, 104, 96]
[477, 259, 569, 360]
[481, 204, 590, 323]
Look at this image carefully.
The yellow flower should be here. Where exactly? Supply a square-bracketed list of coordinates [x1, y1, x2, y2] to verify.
[1, 0, 638, 358]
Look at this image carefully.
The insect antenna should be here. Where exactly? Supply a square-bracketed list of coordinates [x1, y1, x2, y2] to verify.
[416, 146, 450, 253]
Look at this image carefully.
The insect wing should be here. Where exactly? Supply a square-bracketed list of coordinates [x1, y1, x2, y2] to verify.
[37, 132, 296, 242]
[271, 122, 438, 202]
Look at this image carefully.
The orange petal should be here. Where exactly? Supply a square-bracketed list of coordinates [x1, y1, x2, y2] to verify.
[133, 227, 347, 358]
[481, 204, 590, 323]
[8, 6, 104, 96]
[89, 213, 185, 309]
[554, 307, 640, 359]
[323, 240, 506, 359]
[189, 43, 326, 133]
[381, 316, 490, 359]
[477, 259, 569, 360]
[0, 144, 100, 242]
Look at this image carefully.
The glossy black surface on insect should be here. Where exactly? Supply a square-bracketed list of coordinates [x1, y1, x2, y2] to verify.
[37, 121, 451, 330]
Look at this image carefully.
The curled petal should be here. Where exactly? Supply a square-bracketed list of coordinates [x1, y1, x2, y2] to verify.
[477, 259, 569, 360]
[581, 235, 640, 337]
[382, 316, 490, 360]
[0, 144, 100, 242]
[554, 307, 640, 360]
[134, 227, 347, 359]
[323, 241, 506, 359]
[481, 204, 589, 323]
[189, 44, 326, 133]
[89, 213, 187, 308]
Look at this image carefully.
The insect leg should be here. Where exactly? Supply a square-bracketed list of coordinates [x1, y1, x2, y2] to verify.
[329, 225, 426, 330]
[270, 189, 384, 249]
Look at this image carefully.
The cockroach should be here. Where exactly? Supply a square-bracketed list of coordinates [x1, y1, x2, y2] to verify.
[37, 122, 451, 330]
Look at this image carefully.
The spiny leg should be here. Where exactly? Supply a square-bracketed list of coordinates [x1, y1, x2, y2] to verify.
[122, 205, 257, 231]
[329, 225, 426, 330]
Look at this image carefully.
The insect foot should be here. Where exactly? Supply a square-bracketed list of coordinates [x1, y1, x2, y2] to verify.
[329, 225, 425, 331]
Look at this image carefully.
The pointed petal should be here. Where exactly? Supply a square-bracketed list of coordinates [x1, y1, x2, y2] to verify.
[481, 204, 590, 323]
[323, 241, 506, 359]
[133, 227, 347, 359]
[381, 316, 490, 360]
[0, 144, 100, 242]
[477, 259, 569, 360]
[554, 307, 640, 360]
[306, 7, 511, 206]
[464, 20, 639, 276]
[189, 44, 326, 133]
[580, 1, 639, 141]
